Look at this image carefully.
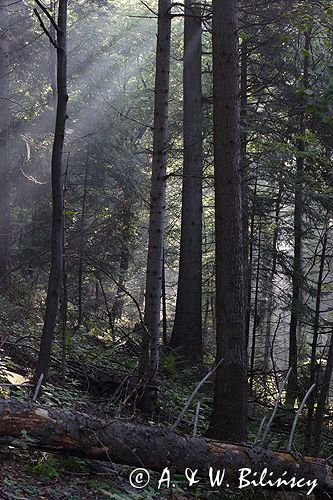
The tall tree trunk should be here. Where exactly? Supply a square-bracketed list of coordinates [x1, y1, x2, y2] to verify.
[112, 199, 131, 324]
[60, 231, 68, 385]
[263, 179, 282, 377]
[169, 0, 203, 364]
[304, 229, 327, 452]
[49, 0, 57, 109]
[249, 216, 262, 391]
[34, 0, 68, 390]
[77, 161, 88, 328]
[162, 249, 167, 346]
[138, 0, 171, 413]
[313, 326, 333, 456]
[285, 30, 310, 408]
[207, 0, 248, 442]
[245, 177, 258, 348]
[111, 248, 129, 323]
[241, 38, 250, 347]
[0, 0, 10, 288]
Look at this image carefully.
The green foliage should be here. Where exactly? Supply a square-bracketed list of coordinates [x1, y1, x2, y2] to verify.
[163, 352, 176, 373]
[30, 456, 60, 479]
[40, 381, 90, 410]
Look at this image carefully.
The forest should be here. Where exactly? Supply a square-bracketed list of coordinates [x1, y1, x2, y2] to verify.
[1, 0, 333, 498]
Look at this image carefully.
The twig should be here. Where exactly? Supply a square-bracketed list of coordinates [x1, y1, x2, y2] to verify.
[33, 8, 57, 47]
[0, 383, 33, 388]
[139, 0, 157, 17]
[260, 367, 292, 445]
[287, 384, 316, 452]
[173, 359, 223, 429]
[254, 415, 267, 445]
[32, 373, 44, 402]
[193, 401, 201, 437]
[35, 0, 60, 32]
[85, 256, 150, 339]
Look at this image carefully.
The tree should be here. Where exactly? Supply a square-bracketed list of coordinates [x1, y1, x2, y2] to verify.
[0, 0, 10, 287]
[34, 0, 68, 389]
[138, 0, 171, 413]
[305, 227, 328, 451]
[207, 0, 248, 442]
[313, 325, 333, 456]
[169, 0, 203, 364]
[0, 397, 332, 495]
[285, 29, 311, 408]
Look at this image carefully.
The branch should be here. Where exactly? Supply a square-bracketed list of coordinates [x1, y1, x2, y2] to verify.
[260, 367, 292, 445]
[33, 8, 57, 48]
[35, 0, 60, 32]
[287, 384, 316, 452]
[193, 401, 201, 437]
[139, 0, 157, 17]
[173, 359, 223, 429]
[254, 415, 267, 445]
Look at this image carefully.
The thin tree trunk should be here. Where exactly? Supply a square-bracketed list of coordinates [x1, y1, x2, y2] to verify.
[304, 230, 327, 452]
[98, 276, 115, 340]
[78, 162, 88, 328]
[169, 0, 203, 363]
[60, 237, 68, 385]
[111, 248, 129, 323]
[285, 30, 310, 408]
[138, 0, 171, 413]
[249, 217, 262, 390]
[60, 142, 69, 384]
[49, 0, 57, 109]
[263, 179, 282, 377]
[207, 0, 248, 442]
[0, 0, 10, 288]
[112, 194, 133, 323]
[34, 0, 68, 390]
[313, 327, 333, 456]
[246, 177, 258, 348]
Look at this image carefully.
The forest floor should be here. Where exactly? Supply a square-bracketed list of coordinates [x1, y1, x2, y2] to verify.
[0, 295, 320, 499]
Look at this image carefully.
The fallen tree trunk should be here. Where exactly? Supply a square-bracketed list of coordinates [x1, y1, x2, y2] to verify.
[0, 398, 332, 493]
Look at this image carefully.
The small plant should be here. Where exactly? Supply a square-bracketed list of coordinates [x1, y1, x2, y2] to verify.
[163, 352, 176, 373]
[30, 457, 60, 479]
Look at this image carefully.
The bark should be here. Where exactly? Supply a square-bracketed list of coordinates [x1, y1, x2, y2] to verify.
[34, 0, 68, 388]
[138, 0, 171, 413]
[241, 38, 250, 347]
[162, 249, 167, 346]
[0, 0, 10, 287]
[285, 30, 310, 408]
[208, 0, 247, 442]
[169, 0, 203, 364]
[0, 397, 332, 494]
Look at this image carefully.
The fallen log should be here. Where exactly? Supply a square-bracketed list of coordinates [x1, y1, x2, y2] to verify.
[0, 397, 332, 494]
